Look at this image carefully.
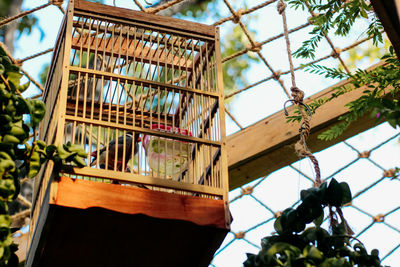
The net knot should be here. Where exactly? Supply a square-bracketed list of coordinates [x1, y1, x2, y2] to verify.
[14, 59, 23, 67]
[373, 214, 385, 223]
[383, 168, 396, 178]
[234, 231, 246, 239]
[290, 86, 304, 104]
[240, 186, 254, 195]
[246, 42, 262, 52]
[273, 70, 281, 80]
[232, 9, 244, 24]
[358, 151, 370, 158]
[331, 47, 342, 58]
[51, 0, 64, 7]
[274, 211, 282, 218]
[277, 0, 287, 14]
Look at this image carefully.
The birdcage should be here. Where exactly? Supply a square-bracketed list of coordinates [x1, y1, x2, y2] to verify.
[27, 0, 229, 266]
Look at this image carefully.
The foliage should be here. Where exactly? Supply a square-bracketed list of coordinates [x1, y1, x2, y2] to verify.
[0, 0, 44, 44]
[176, 0, 214, 18]
[244, 179, 383, 267]
[284, 0, 400, 141]
[0, 46, 86, 265]
[287, 47, 400, 140]
[340, 39, 391, 71]
[287, 0, 383, 59]
[222, 24, 259, 103]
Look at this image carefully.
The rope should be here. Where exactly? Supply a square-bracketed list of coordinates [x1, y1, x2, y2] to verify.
[20, 68, 44, 92]
[278, 0, 321, 186]
[225, 107, 244, 130]
[213, 0, 277, 26]
[146, 0, 186, 14]
[278, 1, 295, 88]
[0, 2, 52, 28]
[17, 48, 54, 64]
[132, 0, 146, 11]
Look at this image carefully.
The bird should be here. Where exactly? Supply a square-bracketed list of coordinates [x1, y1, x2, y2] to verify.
[90, 133, 141, 172]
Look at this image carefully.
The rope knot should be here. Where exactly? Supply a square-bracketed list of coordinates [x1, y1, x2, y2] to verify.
[232, 8, 243, 24]
[14, 59, 23, 67]
[273, 70, 281, 81]
[331, 47, 342, 58]
[234, 231, 246, 239]
[51, 0, 64, 7]
[290, 86, 304, 103]
[383, 168, 396, 178]
[277, 0, 287, 14]
[240, 186, 254, 196]
[373, 214, 385, 223]
[358, 151, 370, 158]
[246, 42, 261, 53]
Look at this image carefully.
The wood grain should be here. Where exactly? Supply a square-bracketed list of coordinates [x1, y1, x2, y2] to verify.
[227, 62, 387, 189]
[74, 0, 215, 38]
[52, 177, 227, 229]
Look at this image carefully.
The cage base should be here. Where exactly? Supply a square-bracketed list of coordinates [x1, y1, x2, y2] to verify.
[26, 177, 229, 267]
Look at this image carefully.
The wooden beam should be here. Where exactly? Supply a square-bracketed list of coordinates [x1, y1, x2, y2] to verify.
[371, 0, 400, 57]
[52, 177, 227, 229]
[227, 62, 385, 189]
[74, 0, 216, 38]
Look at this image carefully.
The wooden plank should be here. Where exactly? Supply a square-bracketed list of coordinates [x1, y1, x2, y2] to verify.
[52, 177, 227, 229]
[227, 62, 386, 189]
[74, 0, 215, 38]
[62, 167, 224, 195]
[71, 35, 193, 70]
[371, 0, 400, 57]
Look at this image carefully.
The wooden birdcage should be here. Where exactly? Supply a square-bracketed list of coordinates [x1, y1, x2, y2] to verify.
[27, 1, 230, 266]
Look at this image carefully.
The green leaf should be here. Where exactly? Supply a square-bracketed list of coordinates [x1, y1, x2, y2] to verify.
[17, 81, 30, 93]
[28, 151, 41, 178]
[339, 182, 352, 205]
[67, 144, 88, 158]
[325, 178, 343, 207]
[28, 99, 46, 128]
[46, 145, 57, 158]
[57, 145, 75, 160]
[274, 216, 284, 235]
[303, 245, 324, 262]
[5, 71, 22, 89]
[2, 135, 19, 145]
[73, 156, 86, 167]
[313, 212, 324, 227]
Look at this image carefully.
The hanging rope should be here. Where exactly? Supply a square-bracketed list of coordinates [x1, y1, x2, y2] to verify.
[278, 0, 321, 187]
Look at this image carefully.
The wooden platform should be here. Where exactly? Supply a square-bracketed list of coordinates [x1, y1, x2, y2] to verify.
[26, 177, 229, 267]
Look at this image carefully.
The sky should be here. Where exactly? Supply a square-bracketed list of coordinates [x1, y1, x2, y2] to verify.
[12, 0, 400, 266]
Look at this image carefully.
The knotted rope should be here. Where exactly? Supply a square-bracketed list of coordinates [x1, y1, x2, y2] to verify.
[278, 0, 321, 187]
